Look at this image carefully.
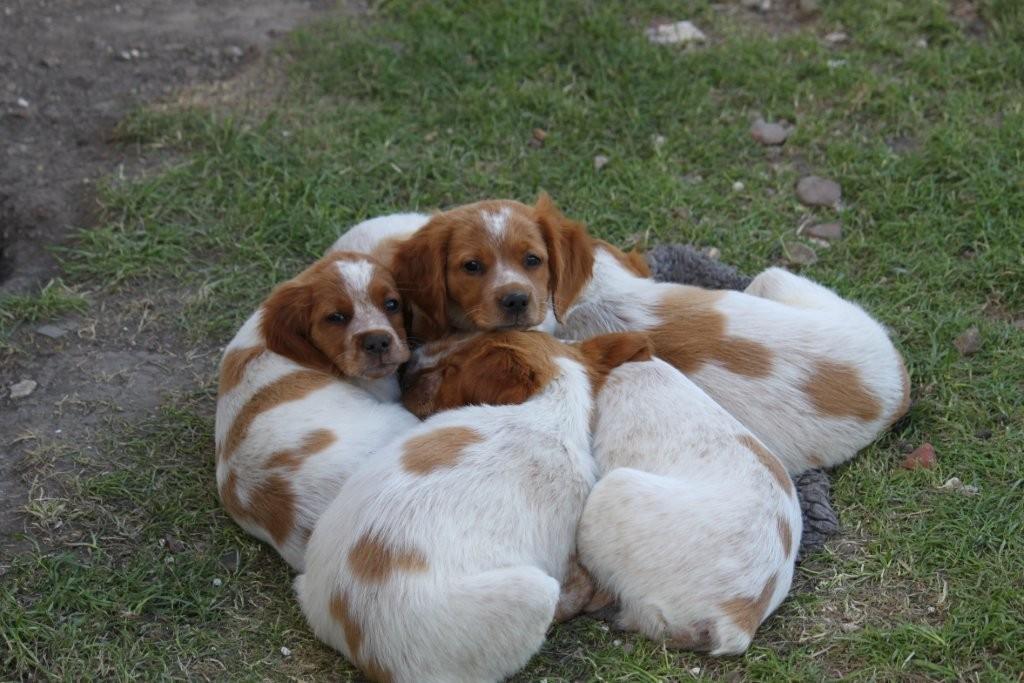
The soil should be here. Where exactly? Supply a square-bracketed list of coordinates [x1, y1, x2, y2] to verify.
[0, 0, 336, 553]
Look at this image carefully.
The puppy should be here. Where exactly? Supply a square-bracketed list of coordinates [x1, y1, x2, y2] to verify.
[558, 254, 910, 474]
[295, 330, 652, 683]
[215, 251, 418, 571]
[578, 356, 802, 655]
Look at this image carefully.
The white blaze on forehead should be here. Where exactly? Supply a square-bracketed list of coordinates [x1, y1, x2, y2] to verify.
[335, 258, 392, 335]
[481, 206, 512, 242]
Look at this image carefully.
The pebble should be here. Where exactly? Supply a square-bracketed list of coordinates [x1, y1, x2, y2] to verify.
[732, 181, 745, 192]
[825, 31, 848, 45]
[702, 246, 721, 260]
[939, 477, 979, 496]
[224, 45, 244, 59]
[645, 21, 706, 45]
[532, 128, 547, 142]
[280, 646, 292, 657]
[593, 155, 609, 171]
[750, 119, 790, 145]
[163, 534, 185, 553]
[953, 326, 982, 356]
[36, 324, 67, 339]
[805, 222, 843, 242]
[16, 97, 29, 108]
[219, 549, 241, 572]
[795, 175, 842, 207]
[783, 242, 818, 266]
[901, 442, 936, 470]
[212, 577, 223, 587]
[9, 379, 38, 399]
[651, 133, 666, 149]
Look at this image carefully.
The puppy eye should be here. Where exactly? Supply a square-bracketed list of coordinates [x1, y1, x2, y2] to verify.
[383, 298, 400, 313]
[463, 260, 483, 274]
[325, 312, 348, 324]
[524, 253, 542, 268]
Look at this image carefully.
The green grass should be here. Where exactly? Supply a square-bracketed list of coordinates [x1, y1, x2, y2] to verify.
[0, 279, 88, 344]
[4, 0, 1023, 679]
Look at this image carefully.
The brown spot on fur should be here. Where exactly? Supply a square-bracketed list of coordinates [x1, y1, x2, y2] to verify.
[595, 239, 651, 278]
[804, 359, 882, 422]
[577, 332, 654, 396]
[330, 592, 364, 659]
[218, 345, 265, 394]
[401, 427, 483, 475]
[218, 470, 296, 546]
[221, 370, 331, 461]
[807, 454, 826, 469]
[777, 515, 793, 557]
[361, 659, 394, 683]
[650, 288, 774, 378]
[737, 434, 794, 497]
[265, 428, 338, 470]
[720, 573, 778, 636]
[348, 532, 429, 583]
[667, 619, 718, 652]
[554, 557, 598, 623]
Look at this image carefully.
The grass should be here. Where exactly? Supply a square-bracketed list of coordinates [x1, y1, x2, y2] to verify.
[4, 0, 1023, 679]
[0, 279, 88, 345]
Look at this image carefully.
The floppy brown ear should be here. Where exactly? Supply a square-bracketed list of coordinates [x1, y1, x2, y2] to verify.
[462, 343, 555, 406]
[260, 280, 330, 371]
[579, 332, 654, 374]
[535, 193, 594, 321]
[391, 218, 451, 340]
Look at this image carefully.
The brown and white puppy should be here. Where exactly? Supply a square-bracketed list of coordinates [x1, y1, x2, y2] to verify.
[214, 251, 418, 571]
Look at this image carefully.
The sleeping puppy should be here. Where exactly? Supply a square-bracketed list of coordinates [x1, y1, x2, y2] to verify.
[558, 256, 910, 474]
[578, 355, 802, 655]
[294, 330, 652, 683]
[215, 251, 419, 571]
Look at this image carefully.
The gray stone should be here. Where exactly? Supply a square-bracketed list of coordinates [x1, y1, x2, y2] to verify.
[784, 241, 819, 266]
[36, 324, 67, 339]
[750, 119, 790, 146]
[953, 326, 982, 356]
[9, 379, 38, 399]
[805, 221, 843, 241]
[796, 175, 842, 207]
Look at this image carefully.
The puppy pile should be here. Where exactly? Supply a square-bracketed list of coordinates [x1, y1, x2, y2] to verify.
[215, 195, 910, 682]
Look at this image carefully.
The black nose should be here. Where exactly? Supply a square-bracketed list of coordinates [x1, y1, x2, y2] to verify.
[362, 333, 391, 355]
[500, 292, 530, 313]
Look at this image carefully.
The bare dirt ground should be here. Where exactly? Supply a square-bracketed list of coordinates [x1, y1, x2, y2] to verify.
[0, 0, 337, 552]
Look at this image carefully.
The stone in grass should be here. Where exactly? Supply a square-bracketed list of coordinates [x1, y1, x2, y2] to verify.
[805, 222, 843, 242]
[783, 241, 818, 266]
[750, 119, 790, 146]
[953, 326, 982, 356]
[219, 549, 241, 572]
[901, 442, 936, 470]
[645, 21, 706, 45]
[593, 154, 610, 171]
[938, 477, 979, 496]
[796, 175, 842, 207]
[9, 379, 38, 399]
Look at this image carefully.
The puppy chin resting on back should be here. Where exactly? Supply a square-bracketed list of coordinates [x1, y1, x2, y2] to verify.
[214, 251, 418, 571]
[295, 330, 652, 683]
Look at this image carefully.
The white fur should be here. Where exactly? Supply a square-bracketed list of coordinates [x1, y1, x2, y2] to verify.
[326, 213, 430, 257]
[215, 315, 418, 572]
[296, 356, 598, 683]
[559, 255, 908, 473]
[578, 358, 801, 655]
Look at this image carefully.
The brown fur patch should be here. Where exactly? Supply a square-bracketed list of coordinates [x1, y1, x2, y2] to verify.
[265, 428, 338, 470]
[554, 557, 598, 623]
[348, 532, 429, 583]
[594, 239, 651, 278]
[667, 619, 718, 652]
[650, 288, 775, 378]
[777, 515, 793, 557]
[401, 426, 483, 475]
[807, 454, 826, 469]
[577, 332, 655, 395]
[737, 434, 794, 497]
[720, 573, 778, 636]
[218, 470, 296, 546]
[221, 370, 331, 461]
[803, 359, 882, 422]
[361, 659, 394, 683]
[218, 345, 265, 394]
[329, 591, 364, 659]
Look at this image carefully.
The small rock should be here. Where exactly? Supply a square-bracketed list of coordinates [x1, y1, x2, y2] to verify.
[974, 428, 992, 440]
[532, 128, 547, 142]
[212, 577, 223, 587]
[163, 534, 185, 553]
[732, 181, 745, 192]
[841, 622, 859, 633]
[689, 667, 701, 676]
[702, 246, 721, 260]
[827, 59, 848, 69]
[953, 326, 982, 356]
[783, 242, 818, 266]
[651, 133, 666, 149]
[36, 324, 67, 339]
[795, 175, 842, 207]
[280, 646, 292, 657]
[219, 549, 241, 572]
[16, 97, 29, 108]
[750, 119, 790, 146]
[40, 55, 61, 68]
[118, 50, 133, 61]
[645, 21, 706, 46]
[129, 48, 141, 59]
[902, 442, 936, 470]
[939, 477, 979, 496]
[915, 37, 928, 49]
[805, 222, 843, 241]
[593, 155, 609, 171]
[824, 31, 848, 45]
[224, 45, 244, 59]
[9, 379, 37, 399]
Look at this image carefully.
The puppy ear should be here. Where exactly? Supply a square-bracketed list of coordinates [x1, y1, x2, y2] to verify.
[463, 343, 553, 406]
[535, 193, 594, 321]
[578, 332, 654, 374]
[391, 217, 451, 340]
[260, 279, 330, 371]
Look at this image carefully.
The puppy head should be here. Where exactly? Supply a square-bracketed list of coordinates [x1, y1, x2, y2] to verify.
[260, 252, 410, 379]
[391, 195, 594, 338]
